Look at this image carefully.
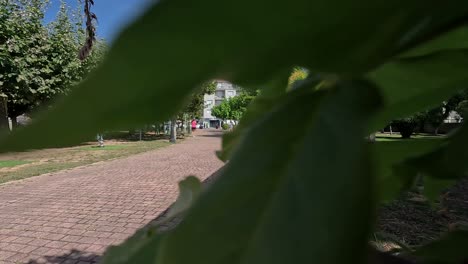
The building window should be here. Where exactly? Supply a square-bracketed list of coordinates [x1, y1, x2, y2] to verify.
[215, 91, 224, 98]
[215, 100, 222, 106]
[205, 100, 213, 108]
[226, 90, 235, 97]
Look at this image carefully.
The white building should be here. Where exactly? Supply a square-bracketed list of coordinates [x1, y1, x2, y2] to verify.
[203, 80, 239, 128]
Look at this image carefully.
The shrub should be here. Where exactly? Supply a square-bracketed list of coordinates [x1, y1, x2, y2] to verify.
[392, 118, 417, 139]
[221, 123, 230, 130]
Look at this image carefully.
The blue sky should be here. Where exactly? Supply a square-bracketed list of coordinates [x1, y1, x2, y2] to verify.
[45, 0, 153, 41]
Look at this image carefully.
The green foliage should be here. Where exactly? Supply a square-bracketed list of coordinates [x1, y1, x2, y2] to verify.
[418, 91, 467, 133]
[0, 159, 29, 168]
[371, 138, 445, 202]
[211, 93, 254, 122]
[2, 0, 468, 263]
[457, 100, 468, 120]
[182, 80, 216, 118]
[221, 123, 229, 130]
[0, 0, 106, 123]
[392, 117, 417, 138]
[368, 51, 468, 131]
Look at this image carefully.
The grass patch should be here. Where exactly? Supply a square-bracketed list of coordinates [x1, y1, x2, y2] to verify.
[0, 139, 170, 184]
[0, 160, 30, 168]
[376, 132, 444, 142]
[79, 145, 130, 151]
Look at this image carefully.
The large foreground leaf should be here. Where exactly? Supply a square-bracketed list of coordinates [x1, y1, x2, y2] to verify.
[218, 71, 292, 161]
[371, 138, 444, 201]
[151, 80, 381, 264]
[369, 50, 468, 131]
[393, 122, 468, 202]
[3, 0, 468, 151]
[400, 26, 468, 58]
[406, 122, 468, 180]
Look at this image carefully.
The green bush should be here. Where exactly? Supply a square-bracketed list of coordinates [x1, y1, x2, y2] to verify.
[392, 118, 417, 139]
[221, 123, 230, 130]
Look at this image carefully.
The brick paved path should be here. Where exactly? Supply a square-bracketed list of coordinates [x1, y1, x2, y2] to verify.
[0, 130, 223, 264]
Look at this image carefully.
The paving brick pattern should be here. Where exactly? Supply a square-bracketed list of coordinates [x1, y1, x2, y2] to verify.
[0, 130, 223, 264]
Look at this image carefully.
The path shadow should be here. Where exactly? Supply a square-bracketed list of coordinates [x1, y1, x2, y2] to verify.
[194, 130, 224, 138]
[144, 166, 225, 231]
[26, 249, 101, 264]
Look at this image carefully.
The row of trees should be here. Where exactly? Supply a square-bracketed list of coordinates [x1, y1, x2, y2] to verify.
[0, 0, 105, 131]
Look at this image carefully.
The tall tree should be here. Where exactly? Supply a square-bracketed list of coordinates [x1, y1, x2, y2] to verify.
[182, 81, 216, 119]
[179, 81, 216, 135]
[0, 0, 51, 126]
[0, 0, 106, 129]
[45, 1, 82, 103]
[0, 96, 8, 132]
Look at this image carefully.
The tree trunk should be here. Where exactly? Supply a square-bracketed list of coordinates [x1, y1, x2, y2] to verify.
[0, 97, 9, 133]
[434, 126, 439, 136]
[170, 118, 177, 143]
[389, 125, 393, 135]
[188, 119, 192, 135]
[11, 116, 18, 129]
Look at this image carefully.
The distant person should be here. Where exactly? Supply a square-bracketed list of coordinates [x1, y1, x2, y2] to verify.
[191, 120, 197, 131]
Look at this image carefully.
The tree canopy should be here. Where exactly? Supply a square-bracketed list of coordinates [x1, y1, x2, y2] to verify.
[211, 92, 254, 123]
[0, 0, 106, 128]
[182, 80, 216, 119]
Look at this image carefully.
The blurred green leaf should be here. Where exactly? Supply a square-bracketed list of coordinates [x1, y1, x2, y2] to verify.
[400, 26, 468, 58]
[372, 121, 468, 203]
[369, 50, 468, 131]
[218, 71, 291, 161]
[371, 138, 444, 201]
[166, 176, 202, 218]
[405, 123, 468, 180]
[4, 0, 468, 151]
[423, 177, 455, 203]
[155, 80, 381, 264]
[412, 231, 468, 264]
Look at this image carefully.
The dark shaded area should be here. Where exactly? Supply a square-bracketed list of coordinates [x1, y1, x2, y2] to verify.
[378, 177, 468, 246]
[195, 130, 224, 138]
[27, 249, 101, 264]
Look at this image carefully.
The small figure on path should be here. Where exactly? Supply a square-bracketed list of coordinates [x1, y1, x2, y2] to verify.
[191, 119, 197, 132]
[97, 133, 104, 147]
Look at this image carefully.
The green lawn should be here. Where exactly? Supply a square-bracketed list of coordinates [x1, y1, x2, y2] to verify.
[376, 132, 444, 142]
[0, 139, 170, 184]
[0, 160, 30, 168]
